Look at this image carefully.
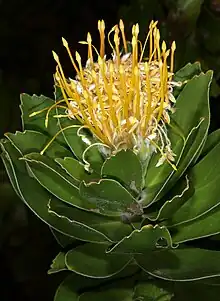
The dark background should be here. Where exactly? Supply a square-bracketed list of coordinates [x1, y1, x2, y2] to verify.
[1, 1, 220, 300]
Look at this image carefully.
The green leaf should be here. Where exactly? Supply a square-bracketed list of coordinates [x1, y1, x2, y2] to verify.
[22, 152, 96, 210]
[49, 197, 132, 243]
[54, 266, 138, 301]
[79, 279, 135, 301]
[48, 252, 67, 274]
[168, 140, 220, 226]
[173, 282, 220, 301]
[108, 225, 173, 254]
[82, 143, 105, 173]
[50, 228, 76, 248]
[136, 248, 220, 281]
[55, 108, 87, 159]
[6, 130, 71, 158]
[54, 274, 105, 301]
[173, 62, 202, 96]
[55, 157, 91, 183]
[80, 179, 139, 217]
[146, 175, 192, 221]
[144, 71, 212, 206]
[133, 281, 173, 301]
[101, 149, 143, 192]
[20, 93, 65, 144]
[1, 140, 111, 243]
[171, 203, 220, 243]
[1, 140, 22, 199]
[175, 0, 204, 27]
[200, 129, 220, 159]
[65, 243, 132, 278]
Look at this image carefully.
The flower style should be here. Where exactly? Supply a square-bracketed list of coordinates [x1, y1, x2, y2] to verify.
[52, 20, 180, 166]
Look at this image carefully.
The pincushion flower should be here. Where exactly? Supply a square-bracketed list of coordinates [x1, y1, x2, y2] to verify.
[51, 20, 179, 167]
[2, 18, 220, 301]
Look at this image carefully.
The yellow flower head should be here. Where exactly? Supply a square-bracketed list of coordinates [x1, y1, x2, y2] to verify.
[52, 20, 180, 166]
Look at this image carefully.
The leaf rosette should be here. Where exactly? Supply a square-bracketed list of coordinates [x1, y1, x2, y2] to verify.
[1, 19, 220, 300]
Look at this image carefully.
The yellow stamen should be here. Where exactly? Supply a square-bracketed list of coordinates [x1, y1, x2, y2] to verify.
[144, 62, 152, 128]
[134, 66, 140, 119]
[158, 60, 165, 121]
[119, 19, 128, 53]
[114, 25, 120, 65]
[98, 20, 105, 58]
[170, 41, 176, 78]
[87, 32, 94, 65]
[119, 64, 129, 121]
[40, 125, 81, 155]
[62, 38, 80, 74]
[75, 51, 86, 85]
[109, 62, 118, 127]
[132, 36, 138, 67]
[108, 25, 117, 52]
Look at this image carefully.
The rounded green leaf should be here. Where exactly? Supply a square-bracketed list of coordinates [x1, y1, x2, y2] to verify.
[136, 248, 220, 281]
[101, 149, 143, 192]
[49, 197, 132, 243]
[65, 243, 132, 278]
[55, 157, 92, 182]
[54, 274, 106, 301]
[80, 179, 139, 217]
[54, 266, 138, 301]
[108, 225, 173, 254]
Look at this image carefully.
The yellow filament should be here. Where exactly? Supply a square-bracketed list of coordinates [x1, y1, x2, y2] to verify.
[83, 89, 109, 144]
[53, 65, 73, 111]
[87, 32, 94, 65]
[40, 125, 81, 155]
[108, 25, 117, 52]
[119, 19, 128, 53]
[134, 24, 139, 62]
[45, 100, 66, 127]
[98, 20, 105, 58]
[114, 25, 120, 65]
[156, 29, 161, 61]
[69, 81, 96, 134]
[158, 60, 164, 121]
[134, 66, 140, 119]
[75, 51, 86, 85]
[170, 41, 176, 78]
[119, 64, 129, 121]
[162, 50, 170, 104]
[91, 67, 106, 120]
[109, 63, 118, 127]
[132, 36, 137, 67]
[144, 62, 152, 128]
[61, 38, 80, 74]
